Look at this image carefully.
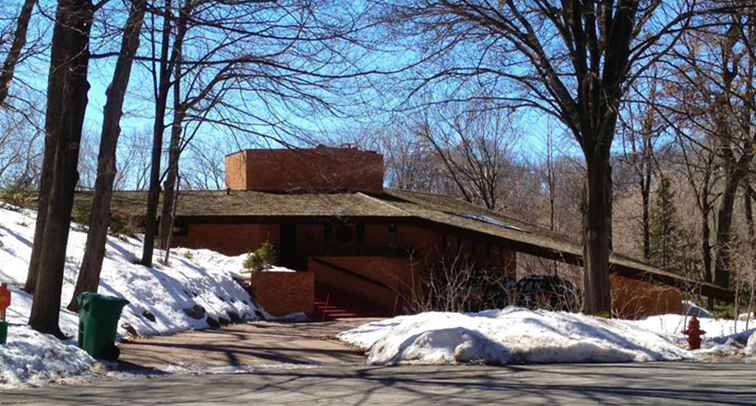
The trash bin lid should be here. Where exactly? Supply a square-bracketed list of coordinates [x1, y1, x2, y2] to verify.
[76, 292, 130, 308]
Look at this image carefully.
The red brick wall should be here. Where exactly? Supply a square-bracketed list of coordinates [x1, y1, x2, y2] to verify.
[396, 225, 517, 281]
[251, 271, 314, 317]
[611, 274, 682, 319]
[309, 256, 411, 313]
[173, 223, 279, 256]
[171, 220, 518, 315]
[224, 148, 384, 193]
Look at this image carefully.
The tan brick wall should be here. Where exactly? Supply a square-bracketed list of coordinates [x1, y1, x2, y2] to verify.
[611, 274, 682, 319]
[224, 148, 384, 193]
[252, 271, 314, 317]
[224, 152, 247, 190]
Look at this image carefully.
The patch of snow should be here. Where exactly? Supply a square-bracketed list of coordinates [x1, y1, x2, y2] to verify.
[261, 266, 296, 272]
[0, 324, 94, 388]
[339, 308, 691, 366]
[746, 334, 756, 358]
[455, 212, 524, 231]
[0, 203, 266, 387]
[173, 248, 247, 278]
[681, 301, 713, 318]
[737, 312, 755, 321]
[175, 248, 295, 279]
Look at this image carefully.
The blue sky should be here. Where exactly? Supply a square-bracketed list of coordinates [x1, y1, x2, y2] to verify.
[7, 0, 583, 190]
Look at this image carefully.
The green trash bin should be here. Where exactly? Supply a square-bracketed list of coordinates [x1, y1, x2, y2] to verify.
[77, 292, 129, 360]
[0, 320, 7, 345]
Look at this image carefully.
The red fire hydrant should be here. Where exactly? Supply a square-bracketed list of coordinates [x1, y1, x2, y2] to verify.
[682, 315, 706, 350]
[0, 283, 10, 321]
[0, 283, 10, 344]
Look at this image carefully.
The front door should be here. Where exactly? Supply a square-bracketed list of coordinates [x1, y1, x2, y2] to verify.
[279, 223, 298, 269]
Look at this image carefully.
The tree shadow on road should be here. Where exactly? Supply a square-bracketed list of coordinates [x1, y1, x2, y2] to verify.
[5, 363, 756, 405]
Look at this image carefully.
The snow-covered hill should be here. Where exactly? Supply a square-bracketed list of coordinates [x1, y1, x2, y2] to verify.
[0, 202, 264, 387]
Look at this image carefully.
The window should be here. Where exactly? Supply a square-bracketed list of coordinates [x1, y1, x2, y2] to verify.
[172, 223, 188, 237]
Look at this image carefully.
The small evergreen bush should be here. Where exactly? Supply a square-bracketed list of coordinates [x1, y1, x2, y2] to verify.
[244, 241, 277, 272]
[71, 205, 90, 226]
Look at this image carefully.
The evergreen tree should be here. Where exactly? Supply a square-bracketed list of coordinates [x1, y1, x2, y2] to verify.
[650, 176, 683, 270]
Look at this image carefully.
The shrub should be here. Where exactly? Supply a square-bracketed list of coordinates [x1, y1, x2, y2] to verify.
[71, 205, 90, 227]
[243, 241, 277, 272]
[109, 213, 136, 238]
[406, 249, 512, 313]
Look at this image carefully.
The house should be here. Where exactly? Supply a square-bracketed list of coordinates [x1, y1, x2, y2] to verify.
[80, 146, 732, 319]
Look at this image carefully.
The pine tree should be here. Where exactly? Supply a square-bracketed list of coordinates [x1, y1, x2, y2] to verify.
[650, 176, 683, 270]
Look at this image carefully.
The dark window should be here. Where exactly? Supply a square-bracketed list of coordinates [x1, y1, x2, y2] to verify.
[356, 223, 365, 244]
[172, 223, 188, 237]
[334, 224, 354, 244]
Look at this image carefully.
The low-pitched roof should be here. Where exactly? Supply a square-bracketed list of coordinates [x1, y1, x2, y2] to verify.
[75, 188, 731, 300]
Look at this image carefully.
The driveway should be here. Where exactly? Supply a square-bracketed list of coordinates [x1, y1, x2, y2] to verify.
[4, 363, 756, 405]
[116, 318, 375, 371]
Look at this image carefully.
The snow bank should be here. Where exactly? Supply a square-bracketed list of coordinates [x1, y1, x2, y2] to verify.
[629, 314, 755, 341]
[339, 308, 691, 366]
[746, 334, 756, 358]
[738, 312, 755, 321]
[0, 325, 94, 388]
[0, 203, 266, 386]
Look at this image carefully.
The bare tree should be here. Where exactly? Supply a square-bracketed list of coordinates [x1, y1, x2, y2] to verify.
[659, 7, 756, 290]
[28, 0, 94, 336]
[419, 101, 520, 210]
[371, 0, 704, 313]
[0, 0, 36, 108]
[618, 79, 664, 261]
[68, 0, 146, 312]
[137, 0, 370, 264]
[369, 121, 448, 192]
[0, 107, 42, 186]
[140, 0, 177, 266]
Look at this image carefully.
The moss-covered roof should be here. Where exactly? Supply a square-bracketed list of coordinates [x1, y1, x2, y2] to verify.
[73, 188, 731, 300]
[74, 189, 408, 218]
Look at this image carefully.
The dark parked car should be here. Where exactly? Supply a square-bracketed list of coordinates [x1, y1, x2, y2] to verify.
[514, 275, 579, 311]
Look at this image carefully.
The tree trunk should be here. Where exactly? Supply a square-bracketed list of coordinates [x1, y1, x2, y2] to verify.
[163, 173, 180, 264]
[744, 185, 756, 327]
[24, 129, 54, 293]
[141, 0, 173, 267]
[68, 0, 146, 312]
[641, 186, 650, 260]
[640, 153, 652, 260]
[28, 0, 93, 337]
[158, 109, 184, 250]
[158, 40, 185, 251]
[714, 174, 743, 289]
[582, 157, 613, 315]
[0, 0, 36, 108]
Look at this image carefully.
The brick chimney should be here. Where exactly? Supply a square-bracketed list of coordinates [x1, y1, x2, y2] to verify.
[224, 146, 384, 193]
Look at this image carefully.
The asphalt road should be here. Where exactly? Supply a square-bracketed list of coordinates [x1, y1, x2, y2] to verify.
[3, 362, 755, 405]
